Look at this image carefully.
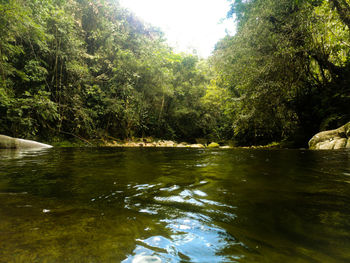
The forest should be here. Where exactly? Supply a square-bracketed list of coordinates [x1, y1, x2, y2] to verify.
[0, 0, 349, 147]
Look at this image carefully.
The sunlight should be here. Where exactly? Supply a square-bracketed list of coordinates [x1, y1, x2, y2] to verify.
[119, 0, 235, 57]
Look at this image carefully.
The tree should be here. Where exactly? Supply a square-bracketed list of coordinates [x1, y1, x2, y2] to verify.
[211, 0, 350, 146]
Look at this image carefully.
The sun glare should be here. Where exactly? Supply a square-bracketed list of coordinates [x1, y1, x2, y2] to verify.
[119, 0, 235, 57]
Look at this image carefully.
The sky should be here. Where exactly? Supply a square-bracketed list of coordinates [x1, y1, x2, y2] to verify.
[118, 0, 235, 57]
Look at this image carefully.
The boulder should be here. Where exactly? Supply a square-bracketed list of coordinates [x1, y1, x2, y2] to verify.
[309, 122, 350, 150]
[0, 135, 52, 149]
[207, 142, 220, 148]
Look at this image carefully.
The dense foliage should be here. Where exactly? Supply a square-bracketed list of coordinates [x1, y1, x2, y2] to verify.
[1, 0, 349, 146]
[211, 0, 350, 146]
[0, 0, 212, 143]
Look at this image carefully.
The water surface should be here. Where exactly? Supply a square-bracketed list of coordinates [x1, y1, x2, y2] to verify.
[1, 148, 350, 262]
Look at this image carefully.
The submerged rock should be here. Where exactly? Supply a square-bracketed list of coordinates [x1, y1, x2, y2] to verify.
[0, 135, 52, 149]
[308, 122, 350, 150]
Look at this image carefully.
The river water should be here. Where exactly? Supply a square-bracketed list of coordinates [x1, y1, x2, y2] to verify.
[0, 148, 350, 262]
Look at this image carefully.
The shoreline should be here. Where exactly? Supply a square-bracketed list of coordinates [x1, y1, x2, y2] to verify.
[51, 138, 287, 149]
[103, 140, 230, 149]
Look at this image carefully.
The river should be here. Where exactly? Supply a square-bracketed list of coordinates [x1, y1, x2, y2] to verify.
[0, 148, 350, 262]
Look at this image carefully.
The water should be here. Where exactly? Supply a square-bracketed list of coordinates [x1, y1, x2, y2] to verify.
[0, 148, 350, 263]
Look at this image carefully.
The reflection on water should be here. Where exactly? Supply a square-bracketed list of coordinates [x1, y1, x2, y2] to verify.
[0, 148, 350, 262]
[0, 148, 51, 160]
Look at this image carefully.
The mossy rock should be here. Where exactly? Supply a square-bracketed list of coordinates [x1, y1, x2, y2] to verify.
[207, 142, 220, 148]
[309, 121, 350, 150]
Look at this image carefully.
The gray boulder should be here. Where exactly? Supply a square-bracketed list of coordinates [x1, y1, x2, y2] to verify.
[0, 135, 52, 149]
[309, 122, 350, 150]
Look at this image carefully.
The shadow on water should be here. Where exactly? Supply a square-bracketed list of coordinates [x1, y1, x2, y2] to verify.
[0, 148, 350, 262]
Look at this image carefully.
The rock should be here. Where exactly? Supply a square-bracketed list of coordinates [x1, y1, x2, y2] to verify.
[334, 138, 347, 149]
[162, 140, 176, 147]
[0, 135, 17, 148]
[309, 122, 350, 150]
[0, 135, 52, 149]
[105, 139, 231, 149]
[207, 142, 220, 148]
[177, 143, 187, 148]
[189, 144, 205, 148]
[317, 140, 336, 150]
[346, 139, 350, 148]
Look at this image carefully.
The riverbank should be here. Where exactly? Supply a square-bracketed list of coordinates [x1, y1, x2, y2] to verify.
[51, 138, 287, 149]
[104, 139, 232, 149]
[50, 137, 229, 148]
